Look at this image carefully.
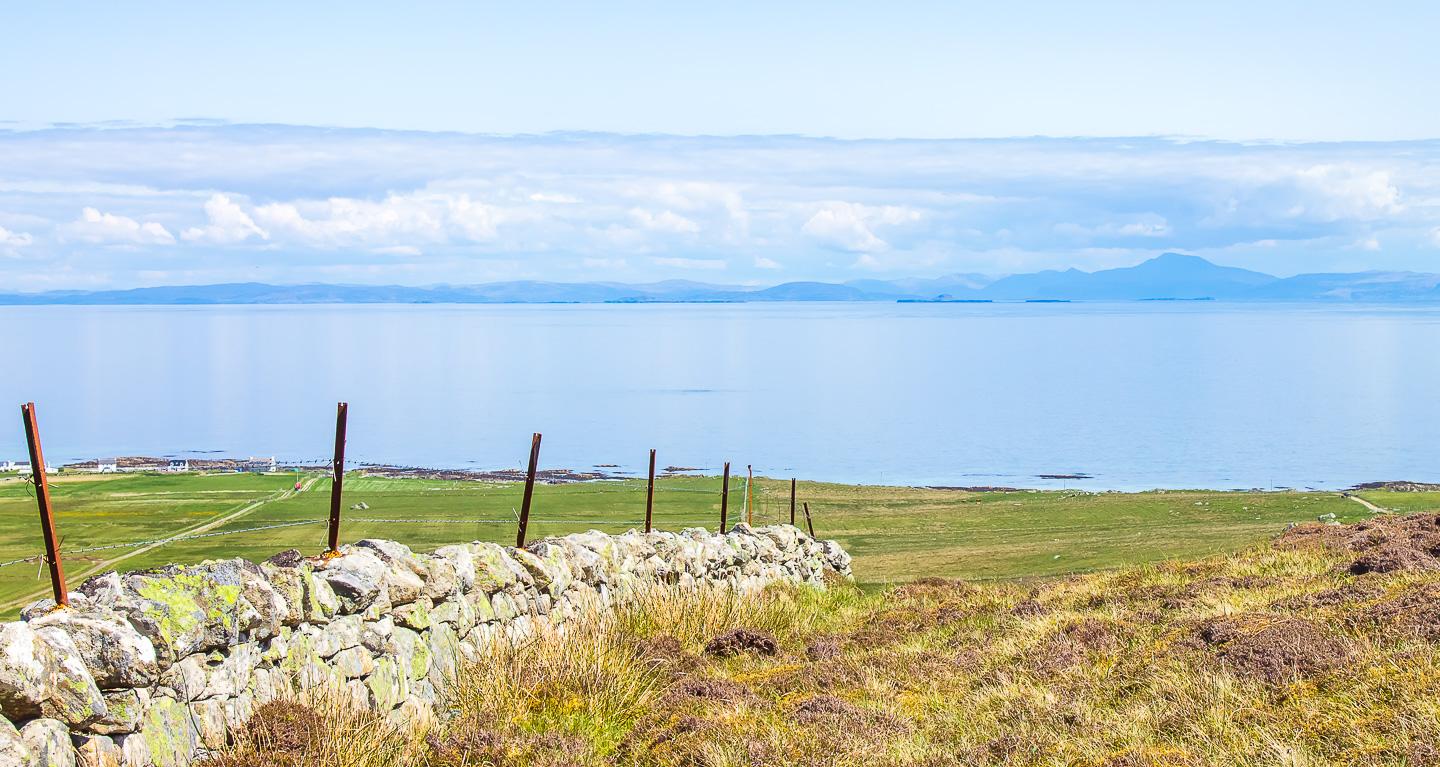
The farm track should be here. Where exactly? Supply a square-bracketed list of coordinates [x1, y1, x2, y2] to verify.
[1344, 493, 1391, 515]
[0, 475, 321, 612]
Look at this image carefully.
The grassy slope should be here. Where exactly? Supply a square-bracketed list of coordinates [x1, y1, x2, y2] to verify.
[215, 529, 1440, 767]
[0, 472, 1420, 615]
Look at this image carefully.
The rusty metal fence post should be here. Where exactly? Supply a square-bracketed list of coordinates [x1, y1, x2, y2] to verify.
[719, 462, 730, 533]
[326, 402, 348, 555]
[516, 432, 542, 548]
[644, 449, 656, 533]
[802, 502, 815, 538]
[21, 403, 68, 607]
[790, 478, 796, 526]
[746, 464, 753, 526]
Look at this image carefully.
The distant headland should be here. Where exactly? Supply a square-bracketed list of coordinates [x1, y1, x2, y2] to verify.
[2, 254, 1438, 305]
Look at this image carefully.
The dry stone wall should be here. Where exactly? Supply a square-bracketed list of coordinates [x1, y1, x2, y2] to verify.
[0, 524, 851, 767]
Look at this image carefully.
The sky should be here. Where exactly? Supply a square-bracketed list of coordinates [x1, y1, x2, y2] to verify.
[3, 1, 1440, 289]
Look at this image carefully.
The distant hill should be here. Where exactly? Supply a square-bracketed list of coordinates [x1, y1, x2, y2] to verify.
[1247, 270, 1440, 301]
[2, 254, 1438, 304]
[981, 253, 1277, 300]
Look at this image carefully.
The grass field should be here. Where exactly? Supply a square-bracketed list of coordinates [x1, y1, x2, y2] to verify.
[2, 471, 1430, 617]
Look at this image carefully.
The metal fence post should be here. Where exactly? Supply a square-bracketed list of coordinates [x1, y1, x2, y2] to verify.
[720, 461, 730, 533]
[790, 478, 796, 526]
[516, 432, 542, 548]
[21, 403, 67, 606]
[326, 402, 348, 555]
[802, 502, 815, 538]
[644, 449, 656, 533]
[746, 464, 753, 526]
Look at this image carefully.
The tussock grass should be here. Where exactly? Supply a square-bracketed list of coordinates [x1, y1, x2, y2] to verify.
[212, 521, 1440, 766]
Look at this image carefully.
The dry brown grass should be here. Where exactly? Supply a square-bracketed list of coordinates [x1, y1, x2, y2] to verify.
[211, 515, 1440, 766]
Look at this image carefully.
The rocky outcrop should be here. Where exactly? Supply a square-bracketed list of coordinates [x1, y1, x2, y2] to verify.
[0, 524, 850, 767]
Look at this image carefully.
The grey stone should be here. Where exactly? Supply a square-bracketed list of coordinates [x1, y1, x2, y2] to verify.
[223, 694, 254, 736]
[189, 697, 229, 750]
[426, 624, 461, 691]
[19, 718, 72, 767]
[134, 696, 198, 767]
[365, 657, 408, 710]
[355, 540, 425, 576]
[28, 604, 159, 689]
[433, 545, 475, 594]
[421, 558, 458, 600]
[117, 732, 150, 767]
[318, 550, 388, 613]
[200, 644, 257, 699]
[238, 569, 286, 640]
[0, 622, 53, 720]
[392, 599, 432, 631]
[381, 568, 424, 608]
[79, 560, 252, 665]
[313, 614, 363, 658]
[158, 654, 206, 702]
[509, 548, 552, 589]
[331, 646, 375, 679]
[470, 545, 519, 593]
[387, 627, 430, 681]
[0, 717, 32, 767]
[34, 628, 107, 727]
[89, 688, 149, 735]
[303, 569, 339, 623]
[490, 592, 518, 622]
[71, 733, 122, 767]
[261, 563, 306, 626]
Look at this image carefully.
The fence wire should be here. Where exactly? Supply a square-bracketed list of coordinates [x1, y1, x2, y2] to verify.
[2, 460, 808, 575]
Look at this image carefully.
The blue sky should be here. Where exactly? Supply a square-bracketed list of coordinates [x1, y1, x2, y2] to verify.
[3, 1, 1440, 288]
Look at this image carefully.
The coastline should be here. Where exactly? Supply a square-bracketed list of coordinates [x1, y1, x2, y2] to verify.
[23, 454, 1440, 494]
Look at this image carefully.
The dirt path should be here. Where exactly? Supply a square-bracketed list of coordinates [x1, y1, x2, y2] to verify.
[1343, 492, 1390, 515]
[1, 475, 322, 612]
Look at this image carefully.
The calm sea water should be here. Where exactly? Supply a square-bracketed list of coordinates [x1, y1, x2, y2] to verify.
[1, 302, 1437, 490]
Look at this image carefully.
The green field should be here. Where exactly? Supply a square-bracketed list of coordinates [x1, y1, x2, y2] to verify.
[2, 470, 1430, 616]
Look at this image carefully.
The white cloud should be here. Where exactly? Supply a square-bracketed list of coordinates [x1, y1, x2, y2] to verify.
[62, 207, 175, 245]
[629, 208, 700, 233]
[801, 202, 920, 252]
[1291, 165, 1402, 221]
[1055, 217, 1171, 239]
[0, 225, 33, 247]
[252, 192, 505, 248]
[652, 257, 726, 270]
[530, 192, 580, 204]
[0, 225, 33, 257]
[181, 194, 268, 244]
[582, 257, 627, 269]
[753, 256, 782, 269]
[8, 126, 1440, 285]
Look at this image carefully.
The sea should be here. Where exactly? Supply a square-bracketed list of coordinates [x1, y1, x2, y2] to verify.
[2, 302, 1437, 491]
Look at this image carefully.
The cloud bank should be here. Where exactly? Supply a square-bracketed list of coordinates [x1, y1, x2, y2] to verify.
[1, 124, 1439, 289]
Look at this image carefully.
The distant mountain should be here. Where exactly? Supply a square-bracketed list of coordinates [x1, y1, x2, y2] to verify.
[981, 253, 1277, 300]
[2, 254, 1439, 304]
[1248, 270, 1440, 301]
[845, 273, 995, 298]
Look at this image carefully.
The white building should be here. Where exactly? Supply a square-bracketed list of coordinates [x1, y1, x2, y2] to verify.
[165, 459, 190, 473]
[241, 456, 278, 473]
[95, 460, 118, 474]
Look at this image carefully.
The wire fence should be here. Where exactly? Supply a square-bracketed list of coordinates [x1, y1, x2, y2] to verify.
[1, 467, 810, 568]
[3, 401, 817, 618]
